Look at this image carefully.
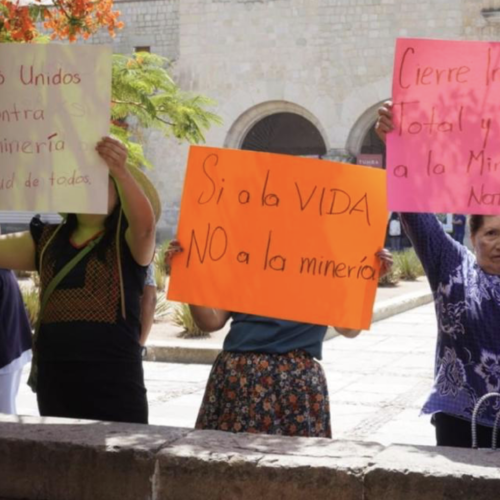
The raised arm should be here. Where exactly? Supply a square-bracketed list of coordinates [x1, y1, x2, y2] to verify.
[399, 213, 463, 290]
[0, 232, 36, 271]
[375, 101, 464, 290]
[96, 137, 156, 266]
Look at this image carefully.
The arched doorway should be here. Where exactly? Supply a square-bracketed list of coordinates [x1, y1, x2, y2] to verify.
[241, 112, 327, 157]
[346, 101, 387, 168]
[225, 102, 329, 157]
[359, 123, 386, 167]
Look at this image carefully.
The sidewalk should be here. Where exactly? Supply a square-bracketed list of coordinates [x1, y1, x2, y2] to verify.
[16, 283, 438, 446]
[145, 277, 433, 364]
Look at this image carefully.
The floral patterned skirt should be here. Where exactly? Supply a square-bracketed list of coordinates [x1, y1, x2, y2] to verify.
[195, 350, 332, 438]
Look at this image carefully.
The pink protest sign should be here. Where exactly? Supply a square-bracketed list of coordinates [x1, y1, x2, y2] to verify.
[388, 38, 500, 214]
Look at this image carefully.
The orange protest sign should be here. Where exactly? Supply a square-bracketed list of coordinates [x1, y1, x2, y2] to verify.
[168, 146, 388, 330]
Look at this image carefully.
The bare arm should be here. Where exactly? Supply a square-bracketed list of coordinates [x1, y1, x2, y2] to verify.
[96, 137, 156, 266]
[335, 327, 361, 338]
[188, 305, 231, 332]
[139, 285, 157, 346]
[0, 231, 36, 271]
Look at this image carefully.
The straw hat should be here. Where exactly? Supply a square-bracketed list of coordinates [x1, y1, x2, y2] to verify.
[59, 166, 162, 221]
[127, 165, 162, 222]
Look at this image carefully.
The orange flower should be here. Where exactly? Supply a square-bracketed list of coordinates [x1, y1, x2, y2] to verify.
[0, 0, 124, 43]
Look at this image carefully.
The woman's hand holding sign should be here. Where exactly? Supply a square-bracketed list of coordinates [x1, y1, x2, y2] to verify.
[375, 101, 394, 144]
[96, 136, 128, 179]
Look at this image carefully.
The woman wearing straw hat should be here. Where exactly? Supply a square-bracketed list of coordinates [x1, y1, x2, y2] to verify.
[0, 136, 160, 424]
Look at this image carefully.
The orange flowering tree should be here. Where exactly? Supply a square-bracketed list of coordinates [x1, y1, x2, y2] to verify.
[0, 0, 123, 42]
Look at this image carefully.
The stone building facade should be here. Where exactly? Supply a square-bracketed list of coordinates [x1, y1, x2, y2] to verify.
[91, 0, 500, 238]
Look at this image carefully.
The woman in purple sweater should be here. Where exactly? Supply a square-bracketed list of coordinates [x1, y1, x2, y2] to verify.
[377, 102, 500, 448]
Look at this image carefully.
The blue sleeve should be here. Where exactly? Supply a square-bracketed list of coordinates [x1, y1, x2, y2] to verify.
[400, 213, 465, 292]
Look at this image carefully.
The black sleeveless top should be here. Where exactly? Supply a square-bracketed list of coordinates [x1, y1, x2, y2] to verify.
[30, 218, 147, 363]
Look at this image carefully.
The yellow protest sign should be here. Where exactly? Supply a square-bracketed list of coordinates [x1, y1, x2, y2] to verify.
[168, 146, 388, 330]
[0, 44, 111, 213]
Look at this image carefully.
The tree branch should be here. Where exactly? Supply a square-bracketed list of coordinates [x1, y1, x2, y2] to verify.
[111, 100, 175, 127]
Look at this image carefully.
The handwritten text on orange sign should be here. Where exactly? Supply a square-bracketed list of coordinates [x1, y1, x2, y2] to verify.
[168, 147, 388, 330]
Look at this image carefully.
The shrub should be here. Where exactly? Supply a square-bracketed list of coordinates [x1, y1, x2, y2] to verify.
[159, 239, 173, 276]
[172, 303, 210, 338]
[154, 252, 167, 291]
[154, 293, 171, 322]
[21, 286, 40, 327]
[393, 248, 425, 281]
[378, 266, 401, 287]
[153, 238, 172, 291]
[14, 269, 32, 279]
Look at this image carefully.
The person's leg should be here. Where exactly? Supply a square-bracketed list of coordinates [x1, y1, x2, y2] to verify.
[279, 352, 331, 438]
[195, 352, 237, 432]
[80, 361, 148, 424]
[37, 362, 72, 418]
[38, 361, 148, 424]
[0, 368, 23, 414]
[433, 412, 493, 448]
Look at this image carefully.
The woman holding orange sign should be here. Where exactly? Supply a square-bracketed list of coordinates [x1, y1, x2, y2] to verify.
[166, 242, 392, 438]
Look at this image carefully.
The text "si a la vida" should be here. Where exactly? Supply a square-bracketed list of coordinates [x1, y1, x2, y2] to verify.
[195, 154, 372, 227]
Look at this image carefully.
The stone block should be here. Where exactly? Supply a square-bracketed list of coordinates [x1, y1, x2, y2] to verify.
[0, 415, 189, 500]
[364, 444, 500, 500]
[157, 430, 382, 500]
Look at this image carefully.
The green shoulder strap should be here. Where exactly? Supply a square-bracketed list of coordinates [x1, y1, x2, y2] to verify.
[27, 234, 104, 392]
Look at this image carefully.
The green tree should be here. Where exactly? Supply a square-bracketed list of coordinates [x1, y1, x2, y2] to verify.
[110, 52, 222, 168]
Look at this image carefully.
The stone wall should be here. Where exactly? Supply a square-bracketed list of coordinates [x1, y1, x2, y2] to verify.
[90, 0, 179, 60]
[0, 415, 499, 500]
[91, 0, 500, 237]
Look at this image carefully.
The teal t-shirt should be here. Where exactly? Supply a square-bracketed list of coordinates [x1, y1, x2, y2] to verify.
[223, 313, 327, 360]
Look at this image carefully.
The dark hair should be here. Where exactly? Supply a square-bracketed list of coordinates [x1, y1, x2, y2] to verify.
[49, 202, 127, 263]
[469, 215, 484, 237]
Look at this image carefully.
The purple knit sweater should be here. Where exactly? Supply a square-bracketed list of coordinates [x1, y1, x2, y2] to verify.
[401, 213, 500, 428]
